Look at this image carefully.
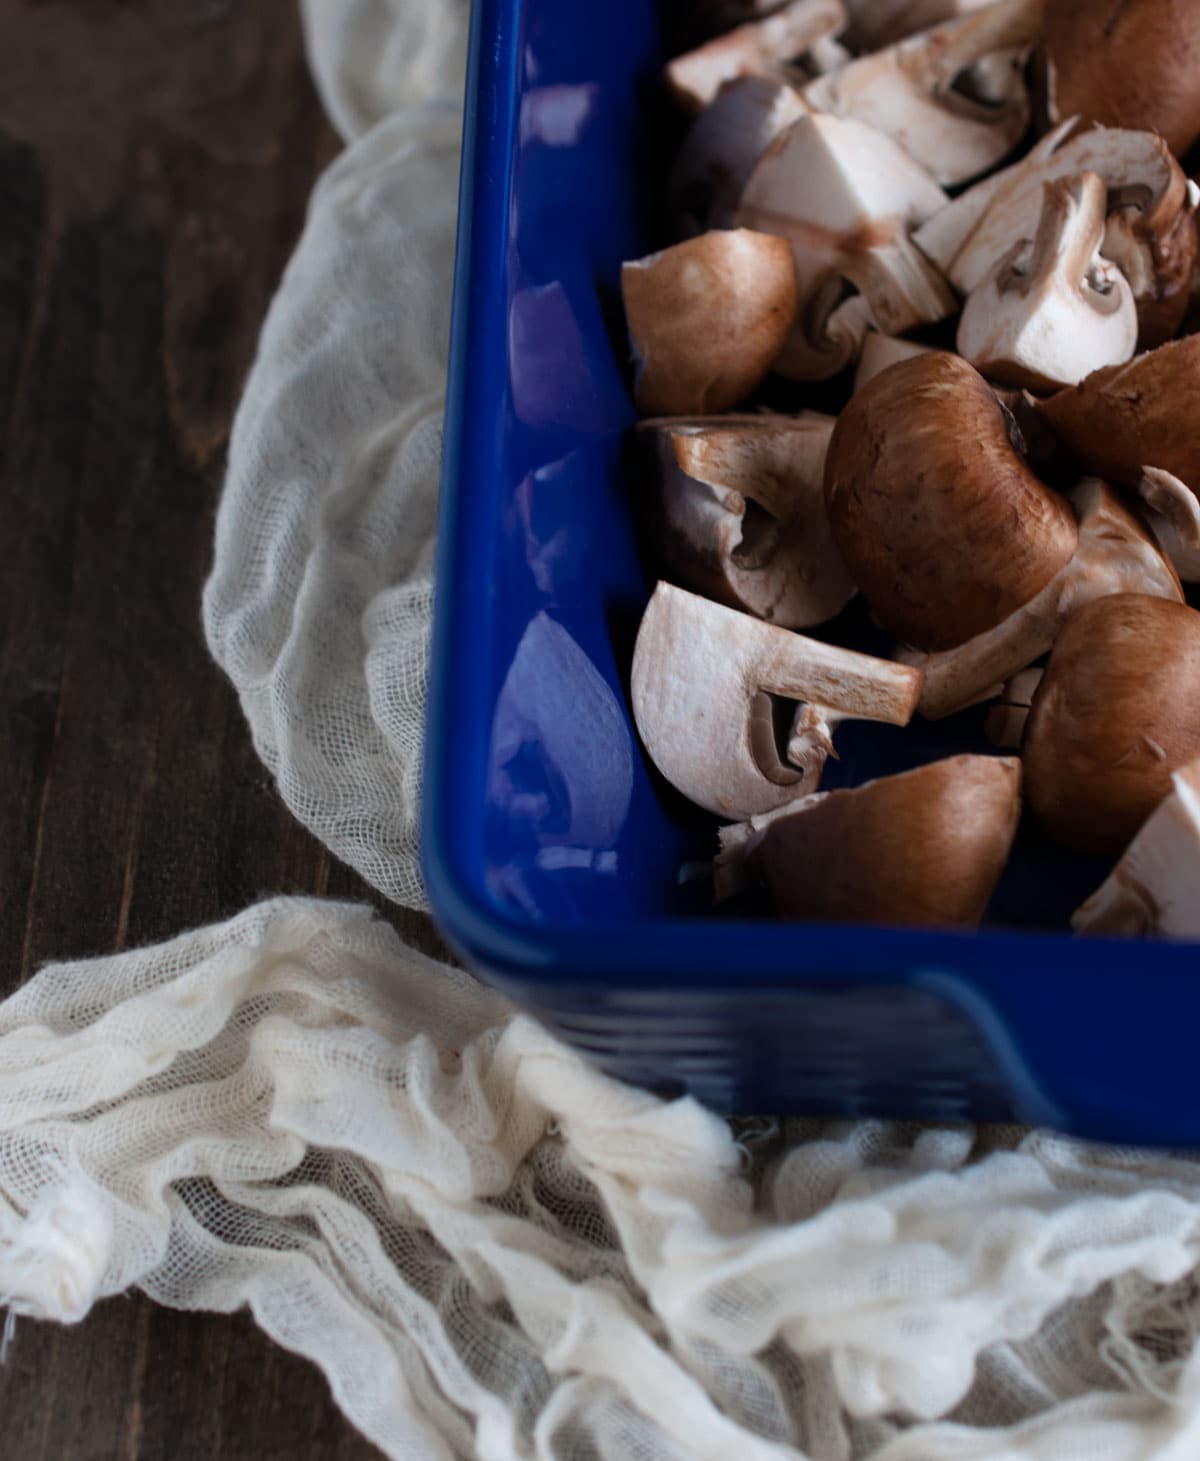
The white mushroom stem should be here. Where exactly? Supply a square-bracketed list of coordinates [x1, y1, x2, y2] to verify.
[852, 333, 934, 393]
[1073, 760, 1200, 938]
[666, 0, 849, 112]
[631, 582, 923, 819]
[899, 479, 1182, 719]
[1146, 509, 1200, 583]
[956, 172, 1138, 392]
[843, 0, 995, 50]
[804, 0, 1041, 187]
[736, 111, 954, 380]
[1136, 467, 1200, 551]
[984, 666, 1043, 748]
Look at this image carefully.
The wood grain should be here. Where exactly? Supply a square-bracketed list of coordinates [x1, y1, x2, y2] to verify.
[0, 2, 439, 1454]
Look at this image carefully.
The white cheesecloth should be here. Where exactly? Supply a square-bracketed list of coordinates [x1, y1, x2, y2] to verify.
[6, 2, 1200, 1458]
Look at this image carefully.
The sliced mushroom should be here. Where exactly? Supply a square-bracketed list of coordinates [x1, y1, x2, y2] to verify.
[622, 229, 798, 416]
[1035, 336, 1200, 523]
[1023, 594, 1200, 855]
[902, 479, 1182, 718]
[1044, 0, 1200, 162]
[714, 754, 1021, 926]
[957, 173, 1137, 392]
[915, 125, 1197, 347]
[637, 413, 856, 628]
[666, 0, 849, 113]
[735, 112, 954, 379]
[669, 77, 809, 236]
[843, 0, 995, 51]
[852, 332, 934, 392]
[823, 352, 1078, 652]
[1073, 758, 1200, 938]
[804, 0, 1041, 188]
[984, 667, 1042, 748]
[630, 581, 923, 819]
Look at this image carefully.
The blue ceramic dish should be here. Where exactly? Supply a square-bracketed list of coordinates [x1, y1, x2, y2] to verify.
[424, 0, 1200, 1142]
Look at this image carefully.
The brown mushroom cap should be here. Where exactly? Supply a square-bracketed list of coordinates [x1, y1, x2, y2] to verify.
[1023, 594, 1200, 855]
[823, 352, 1078, 651]
[717, 753, 1022, 926]
[1044, 0, 1200, 162]
[622, 230, 798, 417]
[1035, 337, 1200, 506]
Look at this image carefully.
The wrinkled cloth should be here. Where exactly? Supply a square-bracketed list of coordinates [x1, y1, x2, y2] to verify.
[9, 1, 1200, 1458]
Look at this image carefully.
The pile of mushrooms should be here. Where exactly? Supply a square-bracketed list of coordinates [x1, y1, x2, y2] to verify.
[622, 0, 1200, 935]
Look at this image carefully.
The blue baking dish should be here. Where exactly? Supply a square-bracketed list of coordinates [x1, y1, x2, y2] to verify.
[423, 0, 1200, 1142]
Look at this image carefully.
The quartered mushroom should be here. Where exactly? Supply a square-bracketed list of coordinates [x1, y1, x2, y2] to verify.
[1035, 336, 1200, 537]
[1073, 757, 1200, 939]
[630, 582, 923, 820]
[1044, 0, 1200, 163]
[666, 0, 849, 113]
[669, 76, 808, 236]
[823, 352, 1078, 652]
[714, 753, 1022, 926]
[915, 125, 1198, 348]
[842, 0, 995, 51]
[901, 479, 1182, 720]
[957, 173, 1137, 392]
[1023, 594, 1200, 855]
[637, 413, 856, 628]
[804, 0, 1041, 188]
[622, 229, 798, 416]
[735, 112, 954, 379]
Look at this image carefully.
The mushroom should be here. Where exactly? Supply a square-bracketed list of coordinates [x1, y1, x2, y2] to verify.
[735, 112, 955, 380]
[957, 173, 1138, 392]
[637, 412, 856, 628]
[1023, 594, 1200, 855]
[1035, 337, 1200, 531]
[669, 77, 809, 236]
[804, 0, 1042, 188]
[984, 667, 1042, 748]
[852, 332, 933, 392]
[1044, 0, 1200, 163]
[1073, 758, 1200, 938]
[622, 229, 798, 416]
[666, 0, 849, 114]
[714, 753, 1021, 926]
[630, 581, 923, 819]
[914, 126, 1198, 348]
[842, 0, 995, 51]
[1145, 508, 1200, 584]
[900, 479, 1182, 719]
[823, 352, 1078, 651]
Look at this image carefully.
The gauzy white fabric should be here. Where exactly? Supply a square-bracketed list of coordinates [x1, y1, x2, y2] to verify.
[7, 1, 1200, 1458]
[8, 900, 1200, 1461]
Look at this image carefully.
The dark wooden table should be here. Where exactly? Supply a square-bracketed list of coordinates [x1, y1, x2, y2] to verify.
[0, 3, 440, 1454]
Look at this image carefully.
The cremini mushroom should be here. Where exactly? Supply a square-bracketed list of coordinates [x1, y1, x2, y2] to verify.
[957, 173, 1137, 392]
[804, 0, 1041, 187]
[666, 0, 849, 113]
[622, 229, 798, 416]
[638, 413, 856, 628]
[1023, 594, 1200, 855]
[714, 753, 1021, 925]
[1035, 336, 1200, 529]
[852, 332, 933, 392]
[669, 76, 809, 236]
[823, 352, 1078, 651]
[915, 126, 1197, 348]
[735, 112, 954, 379]
[630, 581, 923, 819]
[1145, 508, 1200, 584]
[984, 667, 1042, 748]
[1044, 0, 1200, 163]
[1073, 757, 1200, 938]
[900, 479, 1182, 719]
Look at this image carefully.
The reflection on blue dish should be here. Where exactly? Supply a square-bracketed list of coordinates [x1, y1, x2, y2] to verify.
[424, 0, 1200, 1143]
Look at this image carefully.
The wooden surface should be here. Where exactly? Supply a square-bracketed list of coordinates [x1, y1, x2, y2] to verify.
[0, 3, 435, 1455]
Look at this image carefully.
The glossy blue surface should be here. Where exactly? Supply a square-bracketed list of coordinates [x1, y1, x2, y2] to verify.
[424, 0, 1200, 1141]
